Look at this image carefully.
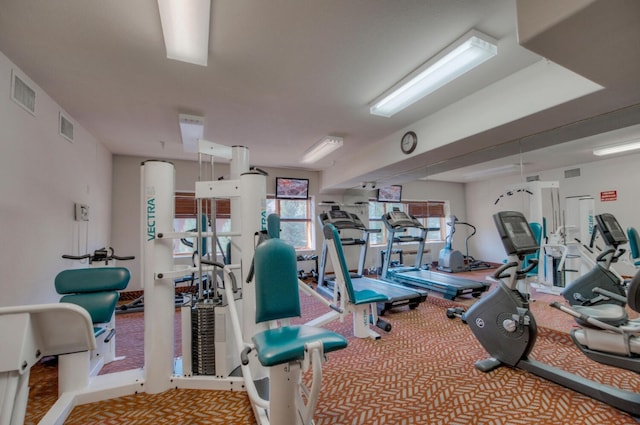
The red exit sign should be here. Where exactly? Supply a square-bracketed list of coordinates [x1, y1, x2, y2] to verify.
[600, 190, 617, 202]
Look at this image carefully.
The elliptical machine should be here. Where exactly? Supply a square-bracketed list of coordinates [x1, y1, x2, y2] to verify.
[437, 215, 490, 273]
[465, 210, 640, 416]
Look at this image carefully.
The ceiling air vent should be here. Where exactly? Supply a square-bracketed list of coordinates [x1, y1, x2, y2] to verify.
[564, 168, 581, 179]
[526, 175, 540, 182]
[10, 70, 36, 114]
[59, 112, 74, 142]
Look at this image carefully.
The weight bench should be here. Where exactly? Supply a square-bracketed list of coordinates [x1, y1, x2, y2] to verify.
[322, 223, 390, 339]
[0, 303, 95, 425]
[250, 237, 347, 424]
[55, 267, 130, 379]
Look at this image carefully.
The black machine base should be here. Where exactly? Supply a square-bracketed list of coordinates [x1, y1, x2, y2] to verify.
[391, 269, 491, 301]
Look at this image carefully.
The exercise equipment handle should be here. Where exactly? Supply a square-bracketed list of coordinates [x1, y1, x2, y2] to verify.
[111, 255, 135, 261]
[62, 253, 91, 260]
[595, 248, 616, 263]
[550, 301, 623, 333]
[62, 247, 135, 262]
[493, 261, 518, 279]
[200, 258, 239, 293]
[515, 259, 538, 277]
[613, 248, 626, 262]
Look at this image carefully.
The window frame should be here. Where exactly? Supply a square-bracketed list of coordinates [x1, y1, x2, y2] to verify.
[368, 199, 447, 247]
[173, 192, 231, 258]
[266, 196, 314, 251]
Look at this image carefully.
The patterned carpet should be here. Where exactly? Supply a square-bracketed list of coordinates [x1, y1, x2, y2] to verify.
[24, 275, 640, 425]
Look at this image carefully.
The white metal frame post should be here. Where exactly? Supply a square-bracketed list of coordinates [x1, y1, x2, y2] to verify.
[141, 160, 176, 394]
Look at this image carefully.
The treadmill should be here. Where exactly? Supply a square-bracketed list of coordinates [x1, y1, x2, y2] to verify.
[381, 208, 490, 301]
[317, 206, 428, 314]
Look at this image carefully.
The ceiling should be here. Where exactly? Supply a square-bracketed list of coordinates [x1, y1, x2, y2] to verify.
[1, 0, 639, 191]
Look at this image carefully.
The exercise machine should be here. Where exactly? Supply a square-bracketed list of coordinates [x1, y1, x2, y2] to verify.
[628, 226, 640, 269]
[315, 222, 392, 338]
[465, 210, 640, 416]
[201, 232, 348, 425]
[55, 267, 130, 377]
[59, 248, 133, 373]
[317, 206, 427, 315]
[25, 142, 347, 425]
[0, 303, 95, 425]
[553, 270, 640, 374]
[437, 215, 491, 273]
[381, 208, 490, 301]
[561, 213, 628, 307]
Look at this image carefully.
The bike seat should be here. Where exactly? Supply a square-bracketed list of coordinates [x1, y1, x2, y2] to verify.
[572, 303, 629, 327]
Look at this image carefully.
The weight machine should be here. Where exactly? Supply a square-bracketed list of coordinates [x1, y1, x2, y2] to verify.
[7, 142, 344, 425]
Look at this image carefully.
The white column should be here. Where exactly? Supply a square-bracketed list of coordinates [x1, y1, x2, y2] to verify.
[141, 160, 175, 394]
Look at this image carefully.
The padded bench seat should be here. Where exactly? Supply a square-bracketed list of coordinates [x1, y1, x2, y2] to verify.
[252, 325, 347, 367]
[55, 267, 129, 327]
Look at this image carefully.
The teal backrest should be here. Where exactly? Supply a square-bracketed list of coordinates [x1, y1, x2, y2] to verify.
[267, 213, 281, 239]
[628, 227, 640, 260]
[254, 238, 301, 323]
[55, 267, 130, 293]
[60, 292, 120, 324]
[55, 267, 130, 324]
[323, 224, 357, 303]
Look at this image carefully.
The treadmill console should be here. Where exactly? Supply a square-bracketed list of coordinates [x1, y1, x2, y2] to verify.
[324, 209, 355, 228]
[384, 209, 423, 229]
[493, 211, 539, 256]
[351, 213, 366, 229]
[595, 213, 627, 247]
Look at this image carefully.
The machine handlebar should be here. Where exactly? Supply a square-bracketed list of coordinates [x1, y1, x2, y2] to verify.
[62, 247, 135, 264]
[200, 258, 239, 293]
[493, 261, 519, 279]
[492, 259, 538, 280]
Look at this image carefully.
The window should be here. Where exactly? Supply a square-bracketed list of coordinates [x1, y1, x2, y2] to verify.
[174, 192, 231, 257]
[368, 201, 404, 246]
[407, 201, 446, 242]
[368, 200, 446, 246]
[266, 197, 314, 250]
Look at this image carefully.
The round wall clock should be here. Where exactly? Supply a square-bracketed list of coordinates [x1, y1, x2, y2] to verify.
[400, 131, 417, 154]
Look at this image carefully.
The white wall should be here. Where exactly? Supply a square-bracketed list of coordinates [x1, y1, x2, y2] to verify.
[465, 153, 640, 277]
[0, 51, 112, 307]
[111, 155, 467, 290]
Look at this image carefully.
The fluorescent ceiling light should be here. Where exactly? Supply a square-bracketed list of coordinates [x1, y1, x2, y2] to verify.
[370, 30, 498, 117]
[157, 0, 211, 66]
[301, 136, 344, 164]
[179, 114, 204, 153]
[593, 138, 640, 156]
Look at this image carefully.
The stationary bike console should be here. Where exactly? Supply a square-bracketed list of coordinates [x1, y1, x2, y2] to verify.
[493, 211, 539, 256]
[594, 213, 628, 247]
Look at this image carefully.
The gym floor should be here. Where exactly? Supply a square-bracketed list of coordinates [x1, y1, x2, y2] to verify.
[25, 271, 640, 424]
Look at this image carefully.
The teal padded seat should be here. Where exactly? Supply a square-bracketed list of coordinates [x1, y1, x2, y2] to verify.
[628, 227, 640, 268]
[251, 238, 347, 367]
[323, 224, 389, 306]
[252, 325, 348, 367]
[55, 267, 130, 330]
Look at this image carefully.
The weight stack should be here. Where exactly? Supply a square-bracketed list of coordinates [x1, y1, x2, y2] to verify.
[192, 301, 217, 375]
